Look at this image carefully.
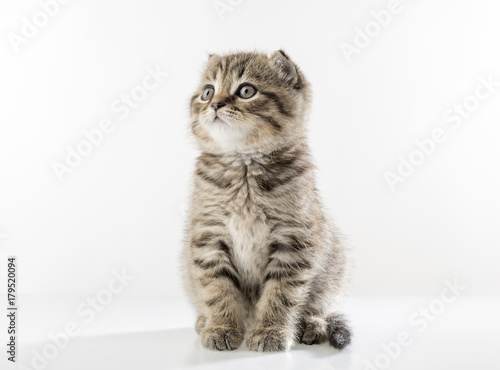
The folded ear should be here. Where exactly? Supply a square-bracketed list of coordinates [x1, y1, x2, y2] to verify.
[270, 50, 298, 83]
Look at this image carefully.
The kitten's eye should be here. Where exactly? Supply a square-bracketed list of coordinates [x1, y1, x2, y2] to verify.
[238, 85, 257, 99]
[201, 86, 214, 101]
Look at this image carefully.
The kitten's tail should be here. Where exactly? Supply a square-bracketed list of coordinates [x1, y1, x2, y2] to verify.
[326, 313, 352, 350]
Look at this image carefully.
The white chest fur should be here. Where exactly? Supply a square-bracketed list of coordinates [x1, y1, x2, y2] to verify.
[227, 209, 269, 284]
[222, 154, 271, 283]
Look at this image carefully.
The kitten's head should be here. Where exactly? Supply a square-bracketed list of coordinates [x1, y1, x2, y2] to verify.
[190, 51, 310, 154]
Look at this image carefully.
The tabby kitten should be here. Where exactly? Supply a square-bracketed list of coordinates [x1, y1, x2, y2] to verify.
[182, 50, 351, 352]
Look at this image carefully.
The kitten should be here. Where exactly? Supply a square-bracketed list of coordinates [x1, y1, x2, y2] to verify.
[182, 50, 351, 352]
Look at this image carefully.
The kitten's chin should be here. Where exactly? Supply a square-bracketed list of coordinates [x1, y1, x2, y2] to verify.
[213, 117, 226, 125]
[199, 116, 281, 154]
[204, 119, 248, 150]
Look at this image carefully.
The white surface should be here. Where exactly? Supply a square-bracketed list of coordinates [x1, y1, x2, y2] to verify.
[1, 0, 500, 302]
[15, 296, 500, 370]
[1, 0, 500, 369]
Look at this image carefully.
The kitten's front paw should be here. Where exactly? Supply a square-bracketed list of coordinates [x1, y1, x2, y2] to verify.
[246, 327, 292, 352]
[299, 319, 327, 345]
[201, 326, 244, 351]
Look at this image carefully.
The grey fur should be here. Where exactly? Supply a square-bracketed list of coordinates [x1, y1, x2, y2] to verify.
[181, 51, 351, 352]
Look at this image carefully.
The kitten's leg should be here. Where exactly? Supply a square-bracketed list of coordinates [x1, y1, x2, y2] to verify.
[192, 238, 247, 351]
[296, 312, 351, 348]
[246, 238, 312, 352]
[297, 283, 351, 348]
[195, 314, 207, 334]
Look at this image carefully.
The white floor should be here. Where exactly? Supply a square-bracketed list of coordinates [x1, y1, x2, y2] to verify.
[12, 296, 500, 370]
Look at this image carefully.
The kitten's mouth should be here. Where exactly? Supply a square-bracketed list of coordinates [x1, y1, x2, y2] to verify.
[213, 113, 229, 125]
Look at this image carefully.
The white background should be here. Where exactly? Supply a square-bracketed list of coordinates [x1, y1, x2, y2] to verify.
[1, 0, 500, 369]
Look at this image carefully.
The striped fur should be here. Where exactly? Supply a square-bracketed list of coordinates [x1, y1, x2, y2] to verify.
[182, 51, 351, 352]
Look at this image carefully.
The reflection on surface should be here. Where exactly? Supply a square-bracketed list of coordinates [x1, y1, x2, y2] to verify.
[18, 328, 353, 370]
[17, 297, 500, 370]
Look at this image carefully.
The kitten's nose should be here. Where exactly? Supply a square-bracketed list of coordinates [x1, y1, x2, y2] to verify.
[211, 101, 226, 111]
